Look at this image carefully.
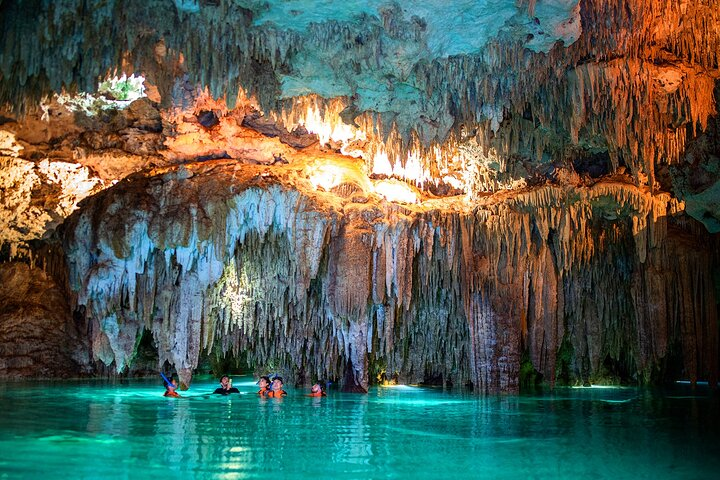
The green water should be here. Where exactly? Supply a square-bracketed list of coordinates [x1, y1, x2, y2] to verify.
[0, 377, 717, 479]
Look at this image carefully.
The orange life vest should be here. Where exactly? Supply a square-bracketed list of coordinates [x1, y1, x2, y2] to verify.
[164, 390, 181, 398]
[267, 389, 286, 398]
[308, 391, 326, 397]
[257, 387, 269, 396]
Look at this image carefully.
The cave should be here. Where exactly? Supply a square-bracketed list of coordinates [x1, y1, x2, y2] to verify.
[0, 0, 718, 477]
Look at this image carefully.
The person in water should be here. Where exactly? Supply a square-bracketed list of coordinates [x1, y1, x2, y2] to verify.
[308, 383, 326, 397]
[257, 376, 271, 396]
[164, 378, 182, 398]
[213, 375, 240, 395]
[266, 376, 287, 398]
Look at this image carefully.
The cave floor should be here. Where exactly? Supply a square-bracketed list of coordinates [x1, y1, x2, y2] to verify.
[0, 376, 718, 479]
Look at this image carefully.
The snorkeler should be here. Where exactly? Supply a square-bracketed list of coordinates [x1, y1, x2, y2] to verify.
[257, 376, 271, 396]
[164, 378, 182, 398]
[266, 376, 287, 398]
[308, 383, 326, 397]
[213, 375, 240, 395]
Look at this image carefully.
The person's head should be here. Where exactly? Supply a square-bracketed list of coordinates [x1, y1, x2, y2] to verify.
[271, 376, 284, 390]
[220, 375, 230, 388]
[311, 383, 322, 394]
[259, 376, 270, 389]
[166, 379, 177, 391]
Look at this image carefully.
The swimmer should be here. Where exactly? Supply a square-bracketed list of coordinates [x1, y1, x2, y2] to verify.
[257, 376, 271, 396]
[164, 378, 182, 398]
[266, 376, 287, 398]
[213, 375, 240, 395]
[308, 383, 326, 397]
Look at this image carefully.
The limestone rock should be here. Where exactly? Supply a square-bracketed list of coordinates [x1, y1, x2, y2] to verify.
[1, 0, 717, 194]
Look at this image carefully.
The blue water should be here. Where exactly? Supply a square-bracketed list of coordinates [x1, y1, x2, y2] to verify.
[0, 377, 718, 479]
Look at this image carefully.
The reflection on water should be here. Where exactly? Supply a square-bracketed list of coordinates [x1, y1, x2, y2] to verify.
[0, 378, 718, 479]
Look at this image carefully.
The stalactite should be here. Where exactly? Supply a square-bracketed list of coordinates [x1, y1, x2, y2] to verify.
[61, 162, 718, 392]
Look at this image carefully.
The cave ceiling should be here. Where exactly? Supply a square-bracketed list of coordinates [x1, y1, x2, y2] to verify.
[0, 0, 719, 246]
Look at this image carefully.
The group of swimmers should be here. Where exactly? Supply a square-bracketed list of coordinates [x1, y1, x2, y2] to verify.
[163, 374, 326, 398]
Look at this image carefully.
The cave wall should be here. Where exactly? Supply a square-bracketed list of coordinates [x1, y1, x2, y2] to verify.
[0, 260, 89, 377]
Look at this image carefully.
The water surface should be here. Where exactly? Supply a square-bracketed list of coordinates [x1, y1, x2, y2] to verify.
[0, 377, 717, 479]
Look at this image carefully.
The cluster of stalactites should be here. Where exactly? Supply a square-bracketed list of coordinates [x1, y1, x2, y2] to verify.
[62, 165, 717, 391]
[269, 2, 719, 196]
[3, 0, 718, 197]
[583, 0, 720, 70]
[0, 0, 286, 112]
[273, 0, 720, 192]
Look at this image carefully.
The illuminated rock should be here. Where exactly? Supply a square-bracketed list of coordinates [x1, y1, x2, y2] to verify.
[1, 0, 717, 192]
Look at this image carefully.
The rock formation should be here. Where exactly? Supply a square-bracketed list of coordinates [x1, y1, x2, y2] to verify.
[0, 261, 89, 377]
[57, 158, 717, 392]
[0, 0, 718, 391]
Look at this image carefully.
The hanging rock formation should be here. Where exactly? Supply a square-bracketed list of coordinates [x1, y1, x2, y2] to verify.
[60, 159, 717, 391]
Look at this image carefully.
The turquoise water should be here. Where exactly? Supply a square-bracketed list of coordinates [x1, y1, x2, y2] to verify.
[0, 377, 718, 479]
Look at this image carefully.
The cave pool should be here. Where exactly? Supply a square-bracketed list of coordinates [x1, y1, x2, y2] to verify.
[0, 377, 718, 479]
